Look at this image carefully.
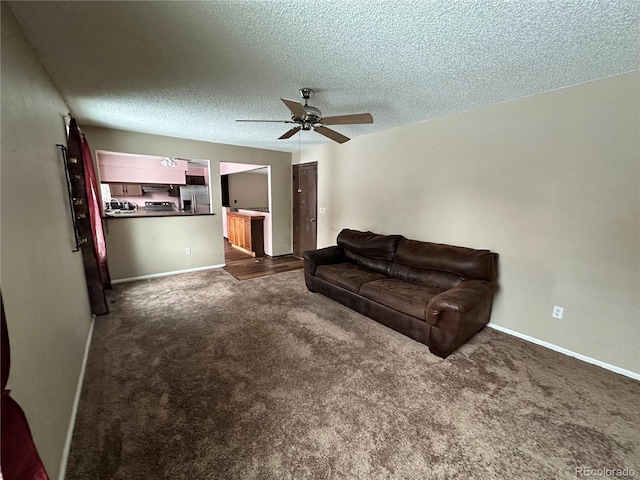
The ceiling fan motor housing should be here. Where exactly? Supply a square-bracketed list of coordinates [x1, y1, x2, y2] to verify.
[296, 88, 321, 123]
[303, 105, 321, 123]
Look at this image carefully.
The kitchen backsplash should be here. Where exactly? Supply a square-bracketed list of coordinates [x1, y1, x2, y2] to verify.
[102, 185, 175, 210]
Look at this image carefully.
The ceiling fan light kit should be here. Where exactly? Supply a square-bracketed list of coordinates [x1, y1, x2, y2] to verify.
[237, 88, 373, 144]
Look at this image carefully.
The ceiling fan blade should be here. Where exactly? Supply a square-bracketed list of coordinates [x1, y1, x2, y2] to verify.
[281, 98, 307, 118]
[314, 126, 350, 144]
[236, 119, 294, 123]
[321, 113, 373, 125]
[278, 126, 302, 140]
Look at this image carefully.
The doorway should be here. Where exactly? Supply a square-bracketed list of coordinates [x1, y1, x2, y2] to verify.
[292, 162, 318, 258]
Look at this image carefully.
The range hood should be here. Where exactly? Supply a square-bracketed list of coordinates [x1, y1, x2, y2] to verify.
[141, 184, 171, 193]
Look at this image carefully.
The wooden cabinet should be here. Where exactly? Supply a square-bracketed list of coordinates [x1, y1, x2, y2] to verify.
[186, 175, 206, 185]
[227, 212, 265, 257]
[109, 183, 143, 196]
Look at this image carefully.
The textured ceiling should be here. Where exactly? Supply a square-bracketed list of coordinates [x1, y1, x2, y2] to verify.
[7, 1, 639, 153]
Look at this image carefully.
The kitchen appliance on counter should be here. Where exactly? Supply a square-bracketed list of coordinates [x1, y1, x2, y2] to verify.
[180, 186, 210, 214]
[107, 198, 138, 212]
[144, 201, 176, 212]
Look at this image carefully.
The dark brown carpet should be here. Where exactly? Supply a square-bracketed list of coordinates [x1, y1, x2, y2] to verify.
[66, 269, 639, 479]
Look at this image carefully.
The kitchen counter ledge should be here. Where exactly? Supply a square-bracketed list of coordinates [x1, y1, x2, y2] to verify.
[103, 211, 215, 219]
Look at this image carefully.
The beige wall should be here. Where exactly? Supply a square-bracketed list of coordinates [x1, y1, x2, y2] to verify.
[1, 5, 94, 477]
[295, 72, 640, 375]
[228, 171, 269, 210]
[82, 127, 292, 279]
[105, 216, 221, 280]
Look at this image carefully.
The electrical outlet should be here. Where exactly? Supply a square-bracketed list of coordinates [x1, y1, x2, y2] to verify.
[552, 305, 564, 319]
[185, 247, 191, 255]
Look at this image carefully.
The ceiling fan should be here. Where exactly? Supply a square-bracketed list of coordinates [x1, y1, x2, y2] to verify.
[236, 88, 373, 144]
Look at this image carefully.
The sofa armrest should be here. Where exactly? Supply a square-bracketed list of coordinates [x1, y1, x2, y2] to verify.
[426, 280, 495, 326]
[302, 246, 343, 276]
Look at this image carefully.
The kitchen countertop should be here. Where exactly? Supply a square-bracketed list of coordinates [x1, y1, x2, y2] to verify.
[227, 211, 266, 219]
[103, 210, 215, 219]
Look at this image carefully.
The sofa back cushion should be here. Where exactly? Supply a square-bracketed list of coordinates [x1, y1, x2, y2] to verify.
[389, 263, 463, 289]
[392, 239, 498, 282]
[337, 229, 404, 276]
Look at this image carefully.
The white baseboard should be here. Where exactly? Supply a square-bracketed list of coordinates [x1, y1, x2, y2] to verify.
[487, 323, 640, 381]
[111, 264, 225, 284]
[58, 314, 95, 480]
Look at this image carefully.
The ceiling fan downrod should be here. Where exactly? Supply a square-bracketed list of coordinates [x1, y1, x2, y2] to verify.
[298, 88, 321, 122]
[299, 88, 314, 103]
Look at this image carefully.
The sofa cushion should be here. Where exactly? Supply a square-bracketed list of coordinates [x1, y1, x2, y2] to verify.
[337, 229, 404, 276]
[337, 229, 403, 261]
[389, 263, 463, 290]
[395, 239, 497, 281]
[360, 278, 445, 321]
[316, 263, 387, 294]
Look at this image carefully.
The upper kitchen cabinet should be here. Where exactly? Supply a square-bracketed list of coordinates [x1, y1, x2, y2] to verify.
[97, 151, 188, 185]
[186, 175, 206, 185]
[186, 162, 209, 185]
[110, 183, 143, 196]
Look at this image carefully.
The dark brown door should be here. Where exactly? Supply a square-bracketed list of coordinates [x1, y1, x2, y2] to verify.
[293, 162, 318, 257]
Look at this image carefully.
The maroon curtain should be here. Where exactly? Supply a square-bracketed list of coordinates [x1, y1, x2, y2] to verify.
[1, 295, 50, 480]
[80, 133, 111, 290]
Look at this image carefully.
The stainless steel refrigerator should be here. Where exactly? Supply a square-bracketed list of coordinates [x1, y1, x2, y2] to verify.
[179, 186, 211, 214]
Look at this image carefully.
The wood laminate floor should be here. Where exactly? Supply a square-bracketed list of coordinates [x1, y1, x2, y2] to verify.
[222, 238, 303, 281]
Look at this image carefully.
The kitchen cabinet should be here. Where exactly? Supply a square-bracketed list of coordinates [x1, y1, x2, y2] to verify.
[186, 175, 206, 185]
[109, 183, 143, 196]
[98, 156, 187, 185]
[227, 212, 265, 257]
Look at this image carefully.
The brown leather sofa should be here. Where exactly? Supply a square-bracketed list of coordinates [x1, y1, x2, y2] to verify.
[303, 229, 499, 358]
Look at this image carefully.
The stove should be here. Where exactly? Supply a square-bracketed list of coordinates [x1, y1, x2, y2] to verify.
[144, 201, 175, 212]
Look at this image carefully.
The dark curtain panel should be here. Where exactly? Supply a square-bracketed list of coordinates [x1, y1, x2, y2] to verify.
[80, 133, 112, 290]
[1, 295, 50, 480]
[67, 117, 109, 315]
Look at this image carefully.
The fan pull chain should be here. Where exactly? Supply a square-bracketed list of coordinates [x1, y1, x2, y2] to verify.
[298, 133, 302, 193]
